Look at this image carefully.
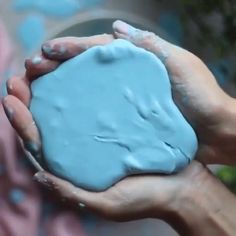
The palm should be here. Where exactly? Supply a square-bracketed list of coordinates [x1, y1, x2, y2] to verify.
[32, 160, 204, 221]
[165, 48, 232, 164]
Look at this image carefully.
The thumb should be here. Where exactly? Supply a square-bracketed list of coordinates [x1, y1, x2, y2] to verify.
[112, 20, 177, 63]
[112, 20, 203, 86]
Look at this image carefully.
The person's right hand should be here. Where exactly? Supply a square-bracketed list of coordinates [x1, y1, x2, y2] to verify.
[33, 160, 236, 236]
[111, 20, 236, 165]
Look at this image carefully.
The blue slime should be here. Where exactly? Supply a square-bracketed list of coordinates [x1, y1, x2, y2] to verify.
[30, 39, 198, 191]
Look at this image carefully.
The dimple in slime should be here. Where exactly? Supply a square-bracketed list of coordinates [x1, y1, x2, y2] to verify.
[30, 39, 198, 191]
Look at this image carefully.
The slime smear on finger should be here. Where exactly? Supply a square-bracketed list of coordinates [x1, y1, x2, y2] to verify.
[32, 56, 42, 65]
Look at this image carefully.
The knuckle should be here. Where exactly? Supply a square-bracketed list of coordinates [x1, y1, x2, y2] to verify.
[133, 31, 156, 46]
[101, 33, 110, 37]
[144, 32, 156, 40]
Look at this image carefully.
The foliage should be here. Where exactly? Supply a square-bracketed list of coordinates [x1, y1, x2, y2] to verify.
[180, 0, 236, 57]
[217, 166, 236, 194]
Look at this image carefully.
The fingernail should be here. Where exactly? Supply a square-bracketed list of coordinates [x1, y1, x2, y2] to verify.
[113, 20, 137, 36]
[24, 141, 41, 157]
[32, 55, 42, 65]
[57, 45, 66, 55]
[34, 171, 53, 188]
[25, 59, 30, 69]
[7, 82, 13, 91]
[4, 105, 14, 121]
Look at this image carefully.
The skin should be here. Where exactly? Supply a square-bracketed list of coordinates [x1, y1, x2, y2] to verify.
[2, 21, 236, 235]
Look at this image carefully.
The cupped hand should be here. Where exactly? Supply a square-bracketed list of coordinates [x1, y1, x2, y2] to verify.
[111, 21, 236, 165]
[2, 34, 114, 159]
[33, 160, 207, 222]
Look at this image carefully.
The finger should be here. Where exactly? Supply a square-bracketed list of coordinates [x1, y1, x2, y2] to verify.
[112, 20, 181, 64]
[2, 95, 41, 159]
[7, 75, 31, 107]
[33, 171, 109, 214]
[42, 34, 114, 61]
[25, 54, 60, 80]
[26, 35, 114, 79]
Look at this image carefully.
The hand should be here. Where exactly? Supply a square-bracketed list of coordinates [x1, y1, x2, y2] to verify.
[32, 160, 204, 222]
[33, 161, 236, 236]
[111, 20, 236, 165]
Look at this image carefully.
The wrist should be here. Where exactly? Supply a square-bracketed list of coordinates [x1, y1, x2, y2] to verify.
[155, 162, 236, 235]
[163, 164, 212, 235]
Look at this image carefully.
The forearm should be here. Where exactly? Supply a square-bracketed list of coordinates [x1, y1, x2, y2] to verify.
[161, 168, 236, 235]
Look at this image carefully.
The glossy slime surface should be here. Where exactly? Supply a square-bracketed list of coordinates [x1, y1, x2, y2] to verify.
[30, 39, 198, 191]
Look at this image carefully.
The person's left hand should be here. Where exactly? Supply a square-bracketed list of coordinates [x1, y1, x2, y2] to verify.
[32, 160, 206, 222]
[2, 35, 114, 158]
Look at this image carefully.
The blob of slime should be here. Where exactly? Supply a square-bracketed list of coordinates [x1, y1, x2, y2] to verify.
[30, 39, 198, 191]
